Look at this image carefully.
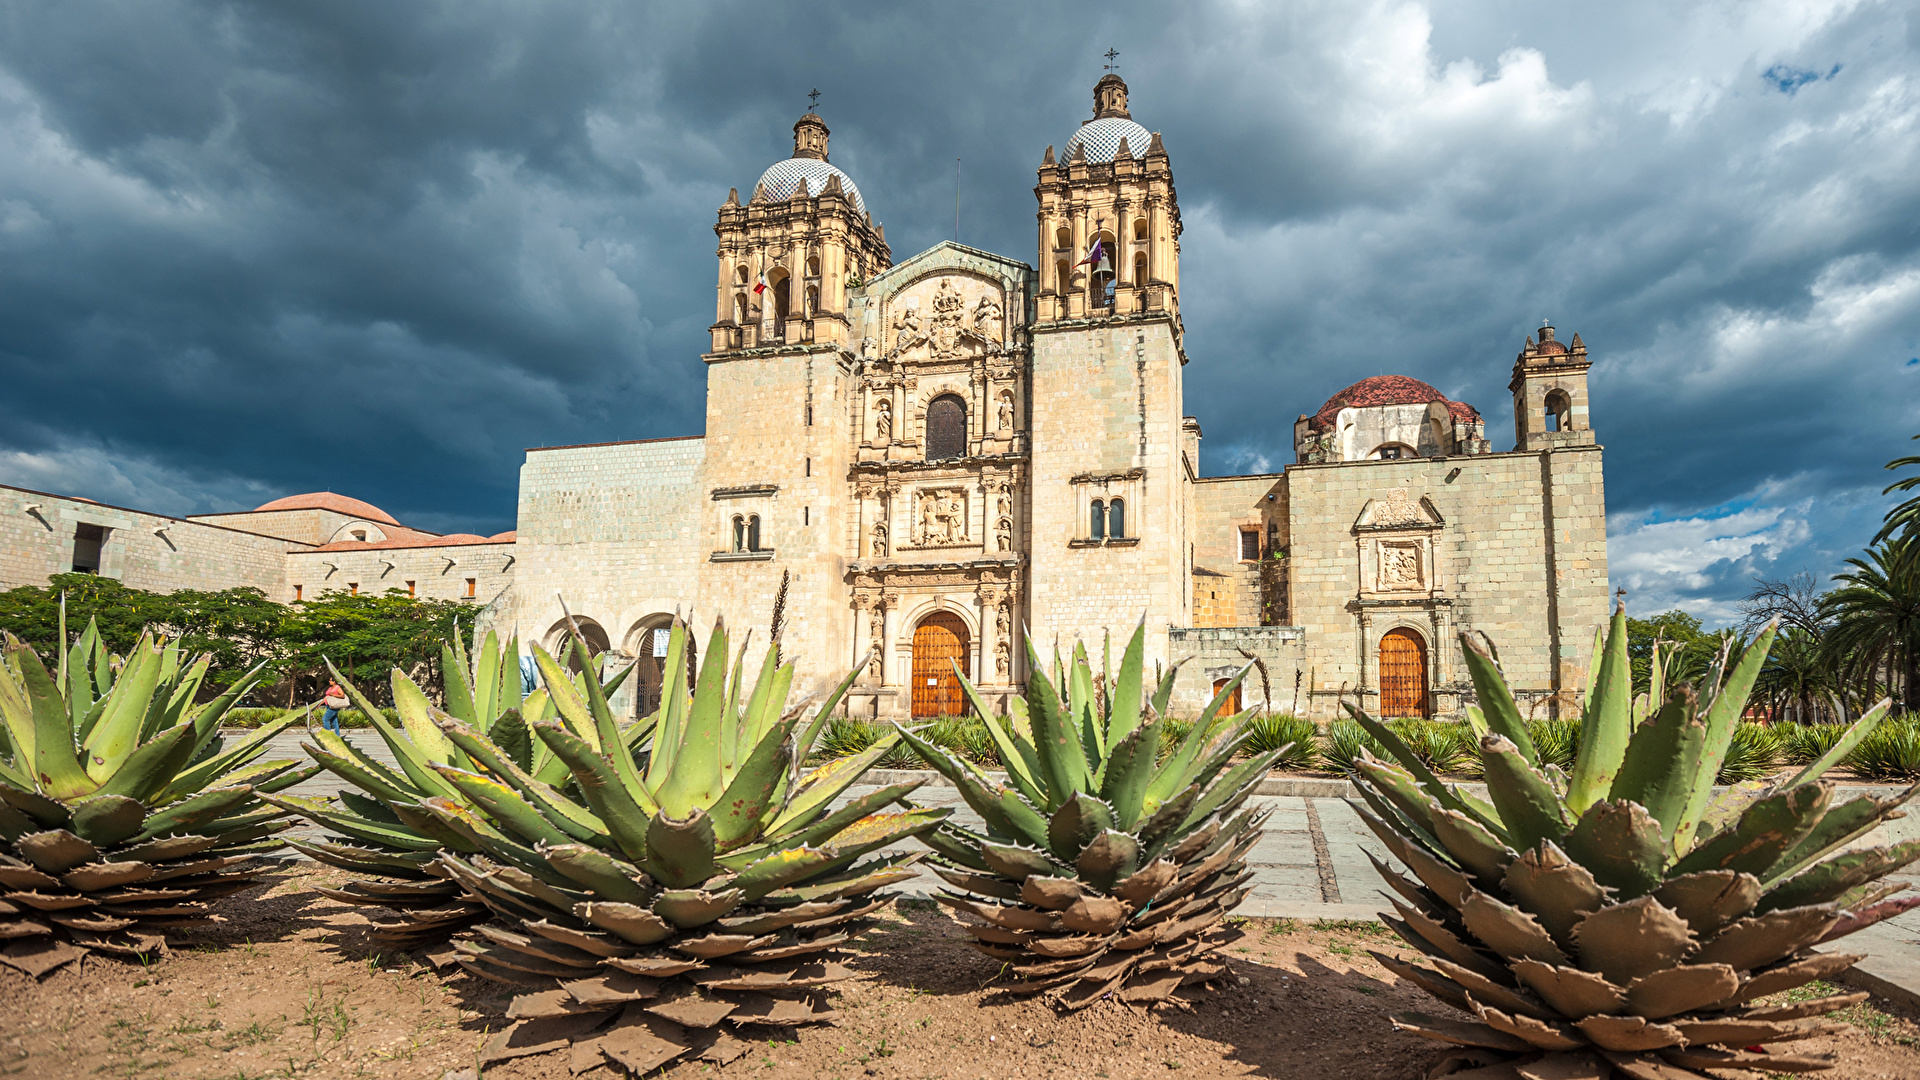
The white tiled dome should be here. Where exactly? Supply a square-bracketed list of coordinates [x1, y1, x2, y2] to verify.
[756, 157, 866, 215]
[1065, 116, 1152, 163]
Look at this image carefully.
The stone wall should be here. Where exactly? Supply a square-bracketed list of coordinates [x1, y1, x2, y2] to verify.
[1168, 626, 1307, 716]
[0, 485, 297, 595]
[1190, 474, 1285, 627]
[189, 507, 371, 546]
[1282, 446, 1608, 720]
[284, 541, 514, 606]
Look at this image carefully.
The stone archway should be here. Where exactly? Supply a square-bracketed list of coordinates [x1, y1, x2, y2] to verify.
[1379, 627, 1430, 718]
[911, 612, 971, 718]
[545, 617, 611, 673]
[624, 617, 674, 719]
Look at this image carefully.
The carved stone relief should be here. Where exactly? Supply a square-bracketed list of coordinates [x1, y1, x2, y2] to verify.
[1378, 541, 1424, 591]
[886, 277, 1005, 362]
[913, 488, 970, 546]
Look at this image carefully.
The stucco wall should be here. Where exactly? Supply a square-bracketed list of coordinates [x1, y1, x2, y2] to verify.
[0, 485, 297, 595]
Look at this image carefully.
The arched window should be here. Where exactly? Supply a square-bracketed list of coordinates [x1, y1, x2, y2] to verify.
[733, 293, 748, 324]
[1133, 251, 1148, 287]
[1376, 444, 1415, 460]
[747, 514, 762, 552]
[768, 270, 790, 323]
[731, 515, 746, 552]
[1133, 218, 1148, 241]
[1545, 390, 1571, 432]
[1055, 226, 1072, 250]
[925, 394, 967, 460]
[1090, 499, 1107, 540]
[805, 256, 820, 277]
[1107, 498, 1125, 539]
[734, 265, 749, 285]
[805, 285, 818, 317]
[1091, 231, 1116, 304]
[1056, 259, 1071, 294]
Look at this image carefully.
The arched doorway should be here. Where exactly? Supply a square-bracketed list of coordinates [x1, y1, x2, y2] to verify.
[1211, 677, 1242, 716]
[1379, 628, 1430, 718]
[545, 617, 611, 673]
[626, 618, 673, 719]
[911, 612, 971, 718]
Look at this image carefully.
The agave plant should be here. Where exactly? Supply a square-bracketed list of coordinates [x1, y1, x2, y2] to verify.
[897, 622, 1293, 1010]
[267, 628, 639, 954]
[1355, 607, 1920, 1078]
[301, 617, 947, 1075]
[0, 615, 316, 978]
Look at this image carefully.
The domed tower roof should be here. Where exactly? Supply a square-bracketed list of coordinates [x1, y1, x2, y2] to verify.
[1064, 75, 1152, 163]
[1310, 375, 1474, 432]
[755, 111, 867, 215]
[251, 492, 399, 525]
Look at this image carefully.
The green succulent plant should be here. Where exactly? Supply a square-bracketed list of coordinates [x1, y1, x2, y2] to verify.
[897, 621, 1293, 1010]
[299, 617, 946, 1075]
[268, 628, 638, 953]
[0, 614, 316, 978]
[1355, 606, 1920, 1078]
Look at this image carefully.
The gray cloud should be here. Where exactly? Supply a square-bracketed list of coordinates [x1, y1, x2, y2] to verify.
[1, 0, 1915, 622]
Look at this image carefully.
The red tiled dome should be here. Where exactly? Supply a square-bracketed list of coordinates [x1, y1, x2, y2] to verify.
[1533, 338, 1568, 356]
[1310, 375, 1452, 431]
[252, 492, 399, 525]
[488, 531, 517, 542]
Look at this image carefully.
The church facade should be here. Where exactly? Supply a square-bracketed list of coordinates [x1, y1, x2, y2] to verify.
[0, 75, 1609, 722]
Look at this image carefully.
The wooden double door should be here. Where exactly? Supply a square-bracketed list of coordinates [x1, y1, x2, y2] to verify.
[911, 612, 971, 718]
[1378, 628, 1431, 718]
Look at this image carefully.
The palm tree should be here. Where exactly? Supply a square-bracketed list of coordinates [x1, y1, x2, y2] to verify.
[1754, 625, 1838, 723]
[1874, 432, 1920, 544]
[1820, 538, 1920, 716]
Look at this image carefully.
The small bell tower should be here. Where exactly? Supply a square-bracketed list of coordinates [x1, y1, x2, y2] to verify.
[1510, 321, 1597, 450]
[1033, 74, 1182, 325]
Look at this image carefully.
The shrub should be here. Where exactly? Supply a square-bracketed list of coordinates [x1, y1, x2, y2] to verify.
[1243, 714, 1319, 770]
[922, 715, 1003, 767]
[814, 715, 884, 761]
[1780, 722, 1849, 766]
[1388, 719, 1477, 775]
[1717, 722, 1783, 783]
[1525, 719, 1581, 771]
[1846, 717, 1920, 781]
[1321, 719, 1384, 775]
[223, 705, 393, 729]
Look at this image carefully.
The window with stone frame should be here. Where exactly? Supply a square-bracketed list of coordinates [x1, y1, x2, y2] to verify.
[1107, 498, 1125, 538]
[1239, 528, 1260, 562]
[925, 394, 968, 460]
[1090, 499, 1107, 540]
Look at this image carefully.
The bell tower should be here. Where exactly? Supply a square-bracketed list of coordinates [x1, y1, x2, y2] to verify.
[1510, 322, 1597, 450]
[709, 111, 890, 354]
[1033, 74, 1182, 325]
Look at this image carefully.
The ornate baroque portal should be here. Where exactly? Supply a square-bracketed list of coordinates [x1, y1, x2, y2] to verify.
[846, 249, 1032, 717]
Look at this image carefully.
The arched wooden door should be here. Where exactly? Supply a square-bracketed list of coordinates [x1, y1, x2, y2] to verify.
[632, 623, 669, 719]
[1379, 628, 1430, 718]
[911, 612, 971, 718]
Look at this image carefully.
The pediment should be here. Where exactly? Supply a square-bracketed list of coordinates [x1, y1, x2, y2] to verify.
[1353, 488, 1444, 531]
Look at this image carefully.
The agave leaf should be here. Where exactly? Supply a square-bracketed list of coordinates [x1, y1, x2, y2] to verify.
[473, 629, 500, 731]
[440, 721, 606, 844]
[1097, 717, 1161, 830]
[1352, 755, 1444, 836]
[1763, 783, 1920, 887]
[708, 708, 802, 850]
[567, 634, 648, 811]
[304, 729, 417, 803]
[419, 796, 576, 887]
[1563, 800, 1665, 898]
[16, 641, 94, 799]
[1478, 736, 1569, 852]
[1148, 664, 1251, 806]
[1571, 896, 1695, 986]
[531, 721, 653, 862]
[127, 784, 254, 843]
[981, 840, 1061, 880]
[1511, 960, 1625, 1019]
[1460, 890, 1568, 966]
[1652, 871, 1761, 938]
[1607, 687, 1705, 851]
[1463, 705, 1489, 742]
[1568, 604, 1631, 815]
[1625, 964, 1740, 1021]
[1070, 640, 1100, 760]
[91, 723, 196, 804]
[1046, 793, 1115, 862]
[1430, 809, 1516, 885]
[391, 667, 465, 768]
[1669, 783, 1829, 879]
[1758, 841, 1920, 914]
[1342, 704, 1484, 830]
[733, 781, 926, 868]
[1022, 639, 1090, 802]
[159, 709, 307, 802]
[184, 661, 271, 753]
[1179, 745, 1289, 835]
[768, 735, 912, 837]
[1460, 632, 1541, 766]
[0, 658, 38, 768]
[890, 724, 1039, 846]
[1693, 905, 1842, 972]
[643, 809, 716, 888]
[954, 665, 1045, 806]
[489, 708, 534, 773]
[1785, 699, 1891, 788]
[1103, 619, 1148, 750]
[1074, 829, 1139, 893]
[732, 846, 835, 900]
[324, 659, 462, 803]
[1149, 657, 1186, 722]
[81, 633, 163, 783]
[538, 842, 650, 903]
[1673, 622, 1778, 852]
[1501, 842, 1607, 951]
[429, 763, 574, 849]
[69, 794, 148, 846]
[442, 643, 478, 726]
[653, 622, 731, 819]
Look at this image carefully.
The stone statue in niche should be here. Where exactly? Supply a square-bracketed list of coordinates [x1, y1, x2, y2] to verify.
[997, 390, 1014, 431]
[1380, 543, 1422, 589]
[995, 517, 1013, 552]
[870, 523, 888, 558]
[974, 295, 1004, 343]
[997, 491, 1011, 518]
[995, 638, 1010, 680]
[995, 601, 1010, 642]
[873, 398, 891, 442]
[868, 613, 885, 678]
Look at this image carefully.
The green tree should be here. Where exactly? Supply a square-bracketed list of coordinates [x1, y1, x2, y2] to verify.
[277, 588, 469, 706]
[0, 572, 176, 655]
[1625, 609, 1727, 696]
[1820, 538, 1920, 716]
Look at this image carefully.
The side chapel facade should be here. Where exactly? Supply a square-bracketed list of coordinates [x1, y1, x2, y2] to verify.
[0, 75, 1609, 721]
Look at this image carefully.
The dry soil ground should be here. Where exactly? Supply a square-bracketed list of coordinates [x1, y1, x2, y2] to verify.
[4, 863, 1920, 1080]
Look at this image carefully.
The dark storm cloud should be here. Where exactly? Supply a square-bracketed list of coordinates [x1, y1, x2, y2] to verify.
[1, 1, 1916, 620]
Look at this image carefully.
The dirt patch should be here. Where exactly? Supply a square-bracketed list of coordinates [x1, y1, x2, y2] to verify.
[4, 865, 1919, 1079]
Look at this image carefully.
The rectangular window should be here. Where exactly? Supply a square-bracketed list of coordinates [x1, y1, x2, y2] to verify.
[406, 580, 416, 597]
[803, 506, 809, 526]
[1239, 530, 1260, 562]
[293, 584, 303, 602]
[465, 578, 477, 598]
[349, 582, 360, 596]
[72, 522, 106, 573]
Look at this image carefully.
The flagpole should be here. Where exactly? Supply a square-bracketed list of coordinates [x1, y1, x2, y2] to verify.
[954, 158, 960, 243]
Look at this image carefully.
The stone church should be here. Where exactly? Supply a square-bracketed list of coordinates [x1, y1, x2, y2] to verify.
[0, 75, 1609, 722]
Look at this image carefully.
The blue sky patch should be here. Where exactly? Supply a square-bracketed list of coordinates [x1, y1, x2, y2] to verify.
[1764, 63, 1842, 94]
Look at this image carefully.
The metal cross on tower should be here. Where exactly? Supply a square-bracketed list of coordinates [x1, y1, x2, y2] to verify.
[808, 88, 821, 111]
[1103, 48, 1120, 72]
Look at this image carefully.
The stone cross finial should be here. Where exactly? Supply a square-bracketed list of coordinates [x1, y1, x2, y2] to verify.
[1104, 48, 1120, 72]
[808, 87, 821, 110]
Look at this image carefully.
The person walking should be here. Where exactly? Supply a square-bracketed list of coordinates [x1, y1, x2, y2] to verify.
[320, 679, 349, 733]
